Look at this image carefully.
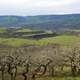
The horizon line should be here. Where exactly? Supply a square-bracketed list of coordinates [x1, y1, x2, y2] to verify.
[0, 13, 80, 16]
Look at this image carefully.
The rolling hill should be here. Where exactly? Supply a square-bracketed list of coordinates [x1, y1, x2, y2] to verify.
[0, 14, 80, 30]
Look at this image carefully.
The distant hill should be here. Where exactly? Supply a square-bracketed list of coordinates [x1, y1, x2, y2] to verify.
[0, 14, 80, 30]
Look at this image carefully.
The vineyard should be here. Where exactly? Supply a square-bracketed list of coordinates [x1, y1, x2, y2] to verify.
[0, 28, 79, 80]
[0, 46, 80, 80]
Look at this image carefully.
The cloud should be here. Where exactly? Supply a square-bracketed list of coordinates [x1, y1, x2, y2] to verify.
[0, 0, 80, 15]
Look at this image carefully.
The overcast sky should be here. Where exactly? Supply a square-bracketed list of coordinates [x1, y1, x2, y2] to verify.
[0, 0, 80, 16]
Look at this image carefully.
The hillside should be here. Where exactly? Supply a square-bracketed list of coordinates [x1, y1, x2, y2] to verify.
[0, 14, 80, 30]
[0, 28, 79, 47]
[0, 15, 80, 80]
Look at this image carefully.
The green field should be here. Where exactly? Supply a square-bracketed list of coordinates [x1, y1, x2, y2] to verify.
[37, 77, 80, 80]
[0, 35, 79, 47]
[0, 28, 7, 33]
[0, 28, 80, 80]
[15, 77, 80, 80]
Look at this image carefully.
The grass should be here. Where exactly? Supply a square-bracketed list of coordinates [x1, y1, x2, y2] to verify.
[2, 76, 80, 80]
[71, 29, 80, 32]
[39, 35, 80, 46]
[0, 28, 7, 33]
[0, 28, 79, 47]
[0, 28, 80, 80]
[16, 28, 44, 32]
[45, 30, 53, 34]
[0, 35, 80, 47]
[37, 77, 80, 80]
[16, 28, 33, 32]
[15, 77, 80, 80]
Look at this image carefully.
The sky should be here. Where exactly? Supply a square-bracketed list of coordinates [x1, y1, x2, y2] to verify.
[0, 0, 80, 16]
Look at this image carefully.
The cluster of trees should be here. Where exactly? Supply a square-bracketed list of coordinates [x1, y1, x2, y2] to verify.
[0, 46, 80, 80]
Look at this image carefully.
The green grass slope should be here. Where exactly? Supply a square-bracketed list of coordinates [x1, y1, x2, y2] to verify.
[0, 35, 79, 47]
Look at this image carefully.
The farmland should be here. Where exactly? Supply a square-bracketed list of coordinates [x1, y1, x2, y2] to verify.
[0, 28, 80, 80]
[0, 28, 79, 47]
[0, 35, 79, 47]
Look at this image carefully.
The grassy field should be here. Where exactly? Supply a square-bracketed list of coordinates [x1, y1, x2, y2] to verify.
[0, 28, 80, 80]
[4, 74, 80, 80]
[0, 28, 79, 48]
[0, 35, 79, 47]
[37, 77, 80, 80]
[1, 76, 80, 80]
[0, 28, 7, 33]
[16, 28, 33, 32]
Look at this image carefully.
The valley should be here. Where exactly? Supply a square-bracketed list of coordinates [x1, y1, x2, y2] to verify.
[0, 15, 80, 80]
